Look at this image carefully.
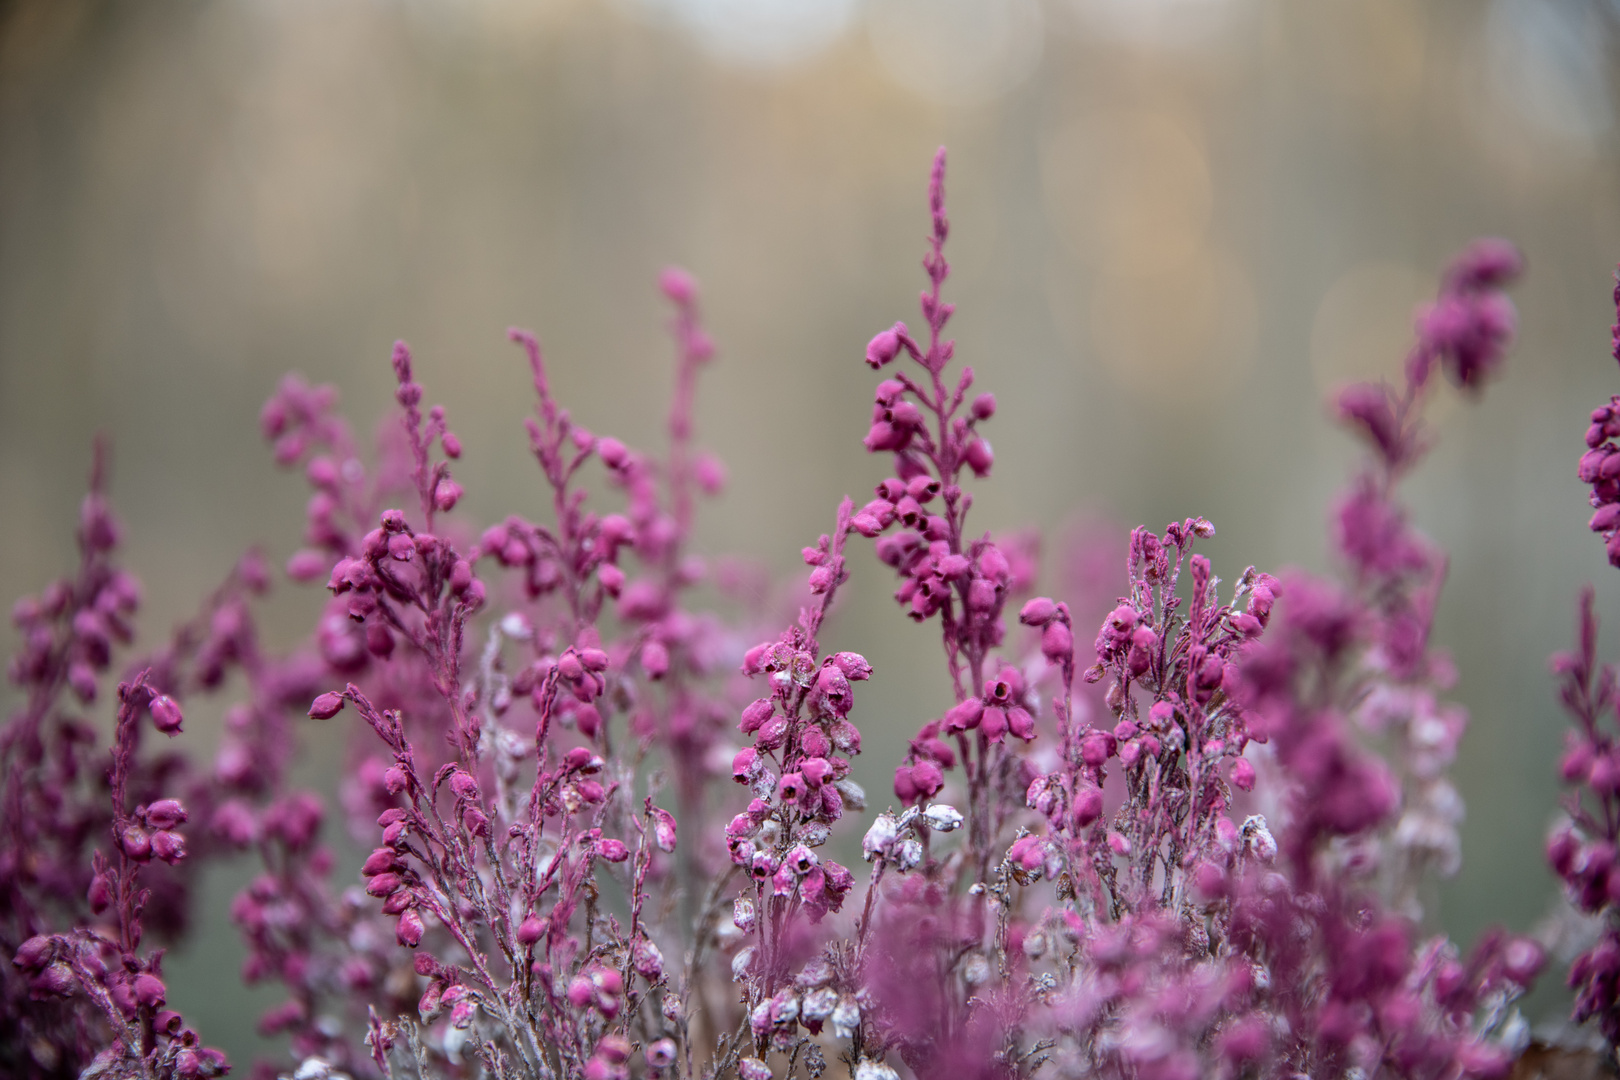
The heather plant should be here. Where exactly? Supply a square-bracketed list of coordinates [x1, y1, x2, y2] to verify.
[1, 148, 1608, 1080]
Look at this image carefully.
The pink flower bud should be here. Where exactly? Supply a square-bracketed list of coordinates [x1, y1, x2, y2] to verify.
[981, 706, 1008, 743]
[740, 697, 774, 734]
[597, 437, 628, 468]
[396, 909, 424, 947]
[632, 938, 664, 981]
[1127, 627, 1157, 677]
[151, 830, 186, 864]
[865, 326, 902, 368]
[1191, 862, 1226, 900]
[1073, 787, 1104, 828]
[448, 770, 480, 801]
[640, 640, 670, 679]
[595, 564, 624, 597]
[802, 758, 834, 789]
[660, 266, 697, 304]
[145, 798, 187, 829]
[816, 664, 852, 712]
[646, 1039, 678, 1069]
[851, 512, 885, 537]
[308, 691, 345, 719]
[824, 650, 871, 683]
[366, 873, 404, 898]
[1041, 621, 1074, 663]
[567, 975, 595, 1009]
[910, 760, 944, 797]
[971, 392, 996, 420]
[1231, 758, 1256, 792]
[133, 973, 166, 1008]
[121, 826, 152, 861]
[150, 695, 184, 736]
[964, 437, 993, 477]
[1009, 835, 1046, 871]
[1007, 707, 1035, 740]
[1502, 937, 1544, 986]
[778, 772, 806, 802]
[1562, 739, 1595, 782]
[944, 698, 984, 732]
[517, 914, 546, 947]
[32, 962, 76, 999]
[432, 478, 462, 512]
[13, 935, 53, 971]
[894, 766, 919, 804]
[597, 838, 630, 863]
[755, 716, 789, 750]
[383, 766, 409, 794]
[362, 848, 401, 876]
[68, 661, 97, 703]
[650, 806, 678, 852]
[733, 747, 758, 783]
[574, 703, 602, 738]
[1019, 597, 1057, 625]
[1081, 732, 1114, 766]
[88, 873, 113, 913]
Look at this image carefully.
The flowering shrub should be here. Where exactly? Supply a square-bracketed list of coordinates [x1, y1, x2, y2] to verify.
[3, 148, 1612, 1079]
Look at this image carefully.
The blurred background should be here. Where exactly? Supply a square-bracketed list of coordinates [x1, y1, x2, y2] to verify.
[4, 0, 1620, 1064]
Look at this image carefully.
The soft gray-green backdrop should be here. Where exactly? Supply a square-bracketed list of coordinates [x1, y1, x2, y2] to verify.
[4, 0, 1619, 1066]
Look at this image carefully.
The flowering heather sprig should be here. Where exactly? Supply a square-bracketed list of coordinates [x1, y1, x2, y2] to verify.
[1548, 265, 1620, 1058]
[260, 268, 765, 1080]
[854, 149, 1043, 896]
[1579, 269, 1620, 566]
[12, 672, 229, 1080]
[1, 447, 232, 1079]
[1548, 588, 1620, 1047]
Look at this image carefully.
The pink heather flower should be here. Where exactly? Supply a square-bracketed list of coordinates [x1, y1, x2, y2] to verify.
[150, 694, 183, 735]
[308, 690, 345, 719]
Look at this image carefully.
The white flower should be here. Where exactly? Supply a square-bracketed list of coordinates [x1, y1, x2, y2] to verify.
[923, 804, 963, 832]
[801, 986, 839, 1021]
[854, 1061, 899, 1080]
[832, 996, 861, 1039]
[862, 813, 900, 860]
[1242, 814, 1277, 862]
[835, 777, 867, 811]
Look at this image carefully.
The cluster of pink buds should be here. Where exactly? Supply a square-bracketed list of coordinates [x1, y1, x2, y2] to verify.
[1549, 587, 1620, 1044]
[1407, 238, 1524, 392]
[1581, 273, 1620, 566]
[8, 470, 138, 705]
[730, 628, 865, 920]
